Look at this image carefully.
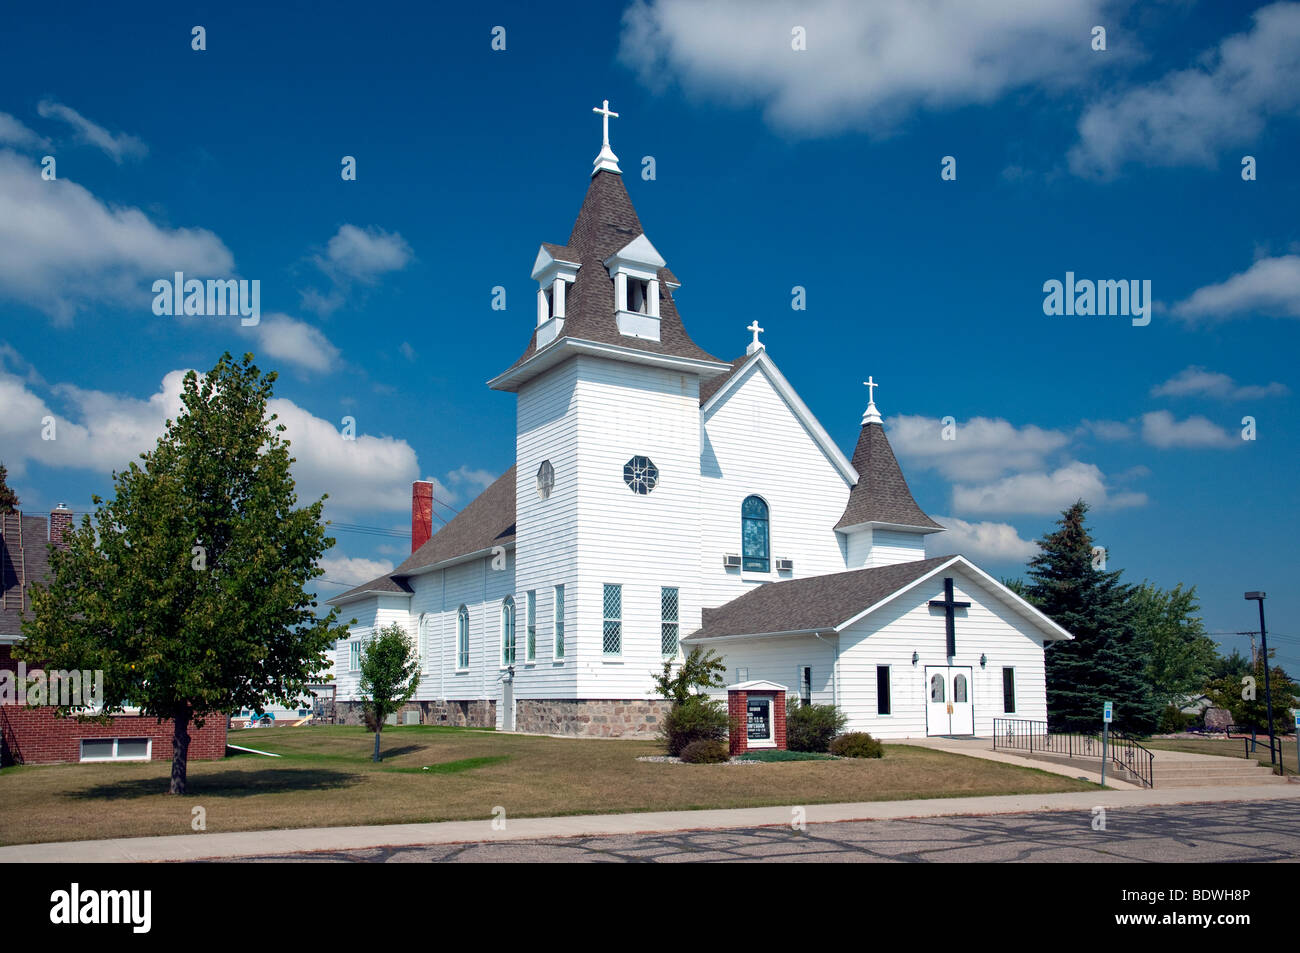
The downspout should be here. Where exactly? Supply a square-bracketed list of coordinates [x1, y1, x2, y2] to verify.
[813, 630, 840, 710]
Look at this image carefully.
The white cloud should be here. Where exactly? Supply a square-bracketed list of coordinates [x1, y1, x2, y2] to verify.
[952, 460, 1147, 515]
[1082, 419, 1135, 441]
[1151, 366, 1288, 400]
[618, 0, 1111, 136]
[399, 341, 417, 362]
[1069, 2, 1300, 176]
[1140, 410, 1238, 449]
[36, 99, 147, 163]
[0, 149, 233, 321]
[0, 352, 420, 514]
[1171, 255, 1300, 322]
[926, 516, 1037, 562]
[246, 312, 341, 374]
[0, 112, 49, 150]
[315, 224, 412, 283]
[317, 554, 395, 588]
[887, 414, 1071, 482]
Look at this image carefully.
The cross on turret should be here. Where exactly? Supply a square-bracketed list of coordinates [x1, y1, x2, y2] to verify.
[592, 99, 621, 175]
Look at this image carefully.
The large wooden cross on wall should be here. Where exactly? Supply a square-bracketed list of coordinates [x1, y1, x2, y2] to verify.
[929, 577, 971, 659]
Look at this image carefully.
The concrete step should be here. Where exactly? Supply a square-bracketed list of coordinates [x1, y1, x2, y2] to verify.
[1156, 773, 1288, 788]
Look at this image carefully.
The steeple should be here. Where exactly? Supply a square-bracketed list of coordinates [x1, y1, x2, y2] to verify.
[489, 103, 727, 393]
[836, 380, 944, 534]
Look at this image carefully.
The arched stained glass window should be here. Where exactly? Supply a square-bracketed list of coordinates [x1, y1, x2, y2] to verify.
[501, 596, 516, 666]
[741, 495, 769, 572]
[930, 674, 945, 703]
[953, 673, 968, 703]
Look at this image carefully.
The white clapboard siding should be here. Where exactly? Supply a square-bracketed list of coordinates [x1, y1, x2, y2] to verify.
[835, 565, 1049, 738]
[513, 358, 581, 703]
[570, 355, 703, 700]
[846, 527, 927, 568]
[701, 634, 837, 707]
[332, 594, 412, 701]
[700, 359, 851, 616]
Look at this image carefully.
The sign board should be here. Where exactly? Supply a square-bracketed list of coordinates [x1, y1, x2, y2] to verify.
[746, 698, 772, 741]
[1103, 701, 1113, 724]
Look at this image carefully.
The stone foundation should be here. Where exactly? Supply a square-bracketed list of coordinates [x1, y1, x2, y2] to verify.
[515, 698, 670, 737]
[335, 699, 496, 729]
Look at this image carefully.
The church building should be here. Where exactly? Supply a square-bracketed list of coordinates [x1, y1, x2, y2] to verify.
[327, 103, 1072, 739]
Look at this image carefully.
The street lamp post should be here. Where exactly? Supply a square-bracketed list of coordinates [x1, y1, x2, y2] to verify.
[1244, 591, 1276, 768]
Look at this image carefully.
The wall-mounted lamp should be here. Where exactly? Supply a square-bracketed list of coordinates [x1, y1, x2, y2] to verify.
[911, 651, 919, 666]
[980, 654, 987, 669]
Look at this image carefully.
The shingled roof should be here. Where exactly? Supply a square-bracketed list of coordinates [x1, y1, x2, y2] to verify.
[503, 170, 723, 373]
[0, 514, 55, 638]
[328, 466, 517, 605]
[836, 422, 944, 532]
[687, 556, 955, 640]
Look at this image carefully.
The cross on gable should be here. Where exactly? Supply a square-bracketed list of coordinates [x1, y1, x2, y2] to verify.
[929, 577, 971, 658]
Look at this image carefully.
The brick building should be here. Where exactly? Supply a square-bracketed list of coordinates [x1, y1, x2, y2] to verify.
[0, 505, 227, 765]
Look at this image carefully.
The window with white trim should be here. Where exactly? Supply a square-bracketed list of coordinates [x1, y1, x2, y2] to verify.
[602, 584, 622, 656]
[661, 587, 679, 657]
[80, 737, 151, 762]
[457, 605, 470, 670]
[526, 590, 537, 662]
[799, 665, 812, 706]
[554, 585, 565, 659]
[501, 596, 516, 666]
[349, 640, 361, 672]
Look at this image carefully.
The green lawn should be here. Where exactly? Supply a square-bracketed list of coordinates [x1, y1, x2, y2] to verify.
[1145, 735, 1298, 775]
[0, 725, 1095, 846]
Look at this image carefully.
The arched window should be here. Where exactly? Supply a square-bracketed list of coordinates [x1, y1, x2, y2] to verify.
[456, 605, 469, 670]
[953, 673, 968, 703]
[930, 674, 945, 703]
[501, 596, 516, 666]
[741, 495, 770, 572]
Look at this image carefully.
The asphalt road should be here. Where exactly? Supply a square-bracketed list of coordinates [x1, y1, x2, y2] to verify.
[231, 798, 1300, 863]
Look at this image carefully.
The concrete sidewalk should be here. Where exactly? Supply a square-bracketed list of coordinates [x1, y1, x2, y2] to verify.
[3, 782, 1298, 863]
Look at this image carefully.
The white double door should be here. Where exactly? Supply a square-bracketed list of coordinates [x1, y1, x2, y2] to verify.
[925, 665, 974, 736]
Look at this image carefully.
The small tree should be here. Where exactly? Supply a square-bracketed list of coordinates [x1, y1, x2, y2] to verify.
[359, 623, 421, 761]
[652, 646, 727, 703]
[0, 461, 19, 514]
[652, 647, 729, 756]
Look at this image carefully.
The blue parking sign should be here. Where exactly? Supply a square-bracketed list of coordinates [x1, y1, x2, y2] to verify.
[1103, 701, 1113, 723]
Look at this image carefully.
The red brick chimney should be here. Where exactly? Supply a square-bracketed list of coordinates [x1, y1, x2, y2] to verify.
[49, 504, 73, 550]
[411, 482, 434, 553]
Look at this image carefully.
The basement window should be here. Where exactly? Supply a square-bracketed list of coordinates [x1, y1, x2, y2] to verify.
[80, 737, 151, 762]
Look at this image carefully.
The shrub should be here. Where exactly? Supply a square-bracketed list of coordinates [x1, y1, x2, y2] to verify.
[829, 732, 883, 758]
[1157, 704, 1195, 734]
[786, 699, 848, 752]
[659, 694, 729, 756]
[680, 739, 730, 764]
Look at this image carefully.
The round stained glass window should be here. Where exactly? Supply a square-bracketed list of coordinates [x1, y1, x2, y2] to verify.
[536, 460, 555, 500]
[623, 455, 659, 495]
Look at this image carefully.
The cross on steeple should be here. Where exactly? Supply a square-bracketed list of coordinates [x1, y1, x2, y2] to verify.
[861, 375, 882, 425]
[746, 320, 765, 355]
[929, 577, 971, 658]
[592, 99, 621, 175]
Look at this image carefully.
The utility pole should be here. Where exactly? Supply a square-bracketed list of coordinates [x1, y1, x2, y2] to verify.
[1244, 592, 1277, 769]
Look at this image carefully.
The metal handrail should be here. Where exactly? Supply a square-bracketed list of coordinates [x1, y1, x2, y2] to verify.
[992, 717, 1155, 787]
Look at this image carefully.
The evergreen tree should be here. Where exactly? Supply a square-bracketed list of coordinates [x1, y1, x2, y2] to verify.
[0, 462, 19, 514]
[22, 353, 346, 794]
[1024, 500, 1158, 733]
[1211, 648, 1252, 679]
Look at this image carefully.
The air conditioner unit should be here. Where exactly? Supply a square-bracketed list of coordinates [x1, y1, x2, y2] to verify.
[723, 554, 742, 569]
[776, 558, 794, 572]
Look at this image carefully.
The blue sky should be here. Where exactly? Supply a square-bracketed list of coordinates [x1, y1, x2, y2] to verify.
[0, 1, 1296, 664]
